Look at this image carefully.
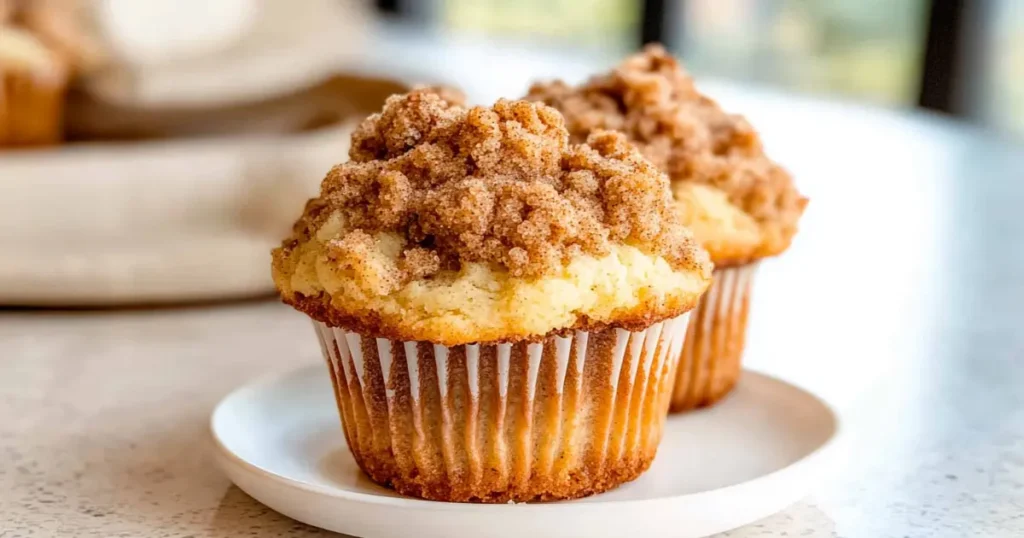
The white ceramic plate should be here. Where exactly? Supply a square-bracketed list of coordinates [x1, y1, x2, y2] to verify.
[212, 364, 839, 538]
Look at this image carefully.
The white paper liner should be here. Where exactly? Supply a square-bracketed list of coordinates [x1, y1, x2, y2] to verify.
[312, 313, 690, 502]
[670, 263, 758, 412]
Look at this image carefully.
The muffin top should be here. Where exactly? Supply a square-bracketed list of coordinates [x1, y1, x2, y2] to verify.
[526, 45, 807, 266]
[272, 90, 711, 345]
[9, 0, 105, 74]
[0, 25, 65, 80]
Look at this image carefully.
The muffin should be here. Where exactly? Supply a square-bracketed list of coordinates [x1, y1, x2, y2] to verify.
[13, 0, 106, 76]
[527, 45, 807, 412]
[272, 91, 712, 502]
[0, 25, 68, 147]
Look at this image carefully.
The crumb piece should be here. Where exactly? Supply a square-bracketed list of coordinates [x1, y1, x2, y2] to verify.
[411, 83, 468, 107]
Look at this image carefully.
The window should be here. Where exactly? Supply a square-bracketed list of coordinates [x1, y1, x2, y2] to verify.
[674, 0, 930, 106]
[372, 0, 1023, 138]
[439, 0, 641, 54]
[982, 0, 1024, 136]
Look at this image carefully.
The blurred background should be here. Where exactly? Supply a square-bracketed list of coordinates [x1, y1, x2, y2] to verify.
[5, 5, 1024, 536]
[380, 0, 1023, 137]
[0, 0, 1021, 308]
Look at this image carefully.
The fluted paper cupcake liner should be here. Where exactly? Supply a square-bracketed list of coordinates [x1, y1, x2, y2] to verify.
[670, 263, 757, 412]
[1, 71, 66, 147]
[312, 314, 690, 502]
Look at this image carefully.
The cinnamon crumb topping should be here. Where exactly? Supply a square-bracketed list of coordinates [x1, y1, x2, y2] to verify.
[526, 44, 807, 260]
[278, 91, 708, 287]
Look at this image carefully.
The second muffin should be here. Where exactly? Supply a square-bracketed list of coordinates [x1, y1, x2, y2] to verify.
[272, 92, 712, 502]
[527, 45, 808, 412]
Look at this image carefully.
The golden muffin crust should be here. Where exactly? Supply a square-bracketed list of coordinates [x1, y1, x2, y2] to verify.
[526, 44, 807, 265]
[273, 92, 712, 345]
[673, 183, 761, 264]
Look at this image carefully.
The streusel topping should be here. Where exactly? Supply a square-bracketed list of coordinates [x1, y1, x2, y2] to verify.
[526, 45, 807, 262]
[282, 92, 707, 282]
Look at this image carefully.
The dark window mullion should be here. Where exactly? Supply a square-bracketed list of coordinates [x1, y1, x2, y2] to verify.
[641, 0, 677, 49]
[375, 0, 401, 15]
[918, 0, 968, 114]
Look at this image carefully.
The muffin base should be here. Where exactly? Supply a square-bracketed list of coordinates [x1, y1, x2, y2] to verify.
[360, 449, 655, 503]
[669, 264, 757, 412]
[313, 315, 690, 502]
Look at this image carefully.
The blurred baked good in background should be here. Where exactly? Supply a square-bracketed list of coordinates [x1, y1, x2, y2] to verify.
[0, 26, 68, 146]
[1, 0, 104, 147]
[15, 0, 106, 75]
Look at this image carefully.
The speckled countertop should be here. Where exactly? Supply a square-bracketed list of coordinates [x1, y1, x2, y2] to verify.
[4, 37, 1024, 538]
[1, 293, 1022, 538]
[0, 303, 316, 538]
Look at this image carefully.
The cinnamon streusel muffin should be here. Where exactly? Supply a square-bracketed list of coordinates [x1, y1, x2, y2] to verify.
[0, 25, 68, 147]
[272, 91, 712, 502]
[527, 45, 808, 412]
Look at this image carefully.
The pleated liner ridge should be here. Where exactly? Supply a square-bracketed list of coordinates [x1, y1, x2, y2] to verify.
[313, 314, 690, 503]
[670, 263, 757, 412]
